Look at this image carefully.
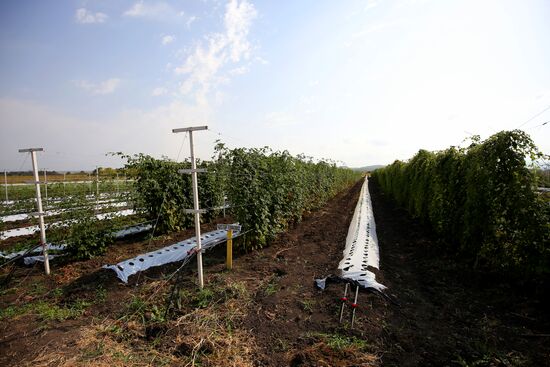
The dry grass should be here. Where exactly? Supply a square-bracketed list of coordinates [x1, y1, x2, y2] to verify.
[289, 341, 380, 367]
[28, 274, 258, 367]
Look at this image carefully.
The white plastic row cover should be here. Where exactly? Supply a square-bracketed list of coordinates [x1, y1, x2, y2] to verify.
[0, 243, 66, 260]
[0, 201, 130, 223]
[103, 226, 241, 283]
[0, 223, 152, 262]
[337, 177, 385, 291]
[0, 209, 136, 240]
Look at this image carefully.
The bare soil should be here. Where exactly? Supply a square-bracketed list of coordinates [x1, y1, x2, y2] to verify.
[0, 179, 548, 366]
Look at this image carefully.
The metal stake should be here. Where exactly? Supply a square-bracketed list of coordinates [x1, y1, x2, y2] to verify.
[339, 283, 349, 323]
[351, 285, 360, 328]
[19, 148, 50, 275]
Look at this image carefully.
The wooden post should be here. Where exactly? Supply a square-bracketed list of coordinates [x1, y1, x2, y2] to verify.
[217, 224, 241, 270]
[226, 229, 233, 270]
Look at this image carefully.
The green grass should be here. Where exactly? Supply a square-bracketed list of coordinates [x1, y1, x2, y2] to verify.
[264, 280, 278, 296]
[300, 299, 315, 313]
[95, 286, 107, 302]
[195, 288, 215, 308]
[0, 298, 92, 322]
[308, 332, 369, 352]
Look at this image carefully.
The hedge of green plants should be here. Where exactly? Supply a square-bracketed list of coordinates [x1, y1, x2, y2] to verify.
[119, 153, 224, 234]
[121, 144, 362, 250]
[372, 130, 549, 275]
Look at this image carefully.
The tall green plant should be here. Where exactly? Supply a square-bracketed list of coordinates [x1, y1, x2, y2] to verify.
[119, 145, 361, 250]
[372, 130, 550, 276]
[214, 144, 361, 249]
[119, 153, 224, 233]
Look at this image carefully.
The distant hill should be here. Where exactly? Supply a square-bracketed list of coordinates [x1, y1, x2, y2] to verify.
[352, 165, 385, 172]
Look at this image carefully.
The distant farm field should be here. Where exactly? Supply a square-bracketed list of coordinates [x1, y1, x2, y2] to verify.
[4, 174, 100, 184]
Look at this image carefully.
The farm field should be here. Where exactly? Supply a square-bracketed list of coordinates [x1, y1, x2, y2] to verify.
[3, 1, 550, 366]
[1, 179, 133, 205]
[1, 179, 548, 366]
[2, 173, 123, 184]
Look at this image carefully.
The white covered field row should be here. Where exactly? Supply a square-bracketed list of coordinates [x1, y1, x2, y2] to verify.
[1, 192, 132, 214]
[0, 209, 136, 240]
[0, 201, 130, 223]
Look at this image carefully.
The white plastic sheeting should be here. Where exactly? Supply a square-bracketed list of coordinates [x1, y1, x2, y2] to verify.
[0, 243, 66, 260]
[112, 223, 152, 238]
[23, 254, 64, 265]
[104, 227, 240, 283]
[337, 177, 385, 291]
[0, 201, 130, 223]
[0, 209, 136, 240]
[0, 223, 152, 263]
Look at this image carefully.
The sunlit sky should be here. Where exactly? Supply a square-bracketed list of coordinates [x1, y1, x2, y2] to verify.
[1, 0, 549, 171]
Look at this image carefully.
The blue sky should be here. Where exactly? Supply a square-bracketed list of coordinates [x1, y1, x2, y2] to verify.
[1, 0, 549, 171]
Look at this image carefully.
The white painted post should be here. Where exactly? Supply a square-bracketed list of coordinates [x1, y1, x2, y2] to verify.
[4, 170, 7, 203]
[18, 148, 50, 275]
[96, 166, 99, 207]
[173, 125, 208, 289]
[43, 169, 48, 209]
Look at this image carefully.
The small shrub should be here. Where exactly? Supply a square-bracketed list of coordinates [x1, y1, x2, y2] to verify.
[64, 215, 114, 259]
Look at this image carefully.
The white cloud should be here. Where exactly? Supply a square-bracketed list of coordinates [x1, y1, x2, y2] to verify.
[123, 1, 177, 20]
[0, 98, 213, 170]
[365, 0, 378, 11]
[75, 8, 108, 24]
[161, 35, 175, 45]
[229, 66, 249, 75]
[255, 56, 269, 65]
[264, 111, 301, 128]
[74, 78, 121, 95]
[186, 15, 197, 29]
[352, 19, 403, 38]
[224, 0, 257, 62]
[152, 87, 167, 96]
[174, 0, 257, 104]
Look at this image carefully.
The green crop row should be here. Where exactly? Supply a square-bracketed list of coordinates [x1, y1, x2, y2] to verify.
[120, 143, 362, 250]
[372, 130, 550, 276]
